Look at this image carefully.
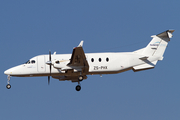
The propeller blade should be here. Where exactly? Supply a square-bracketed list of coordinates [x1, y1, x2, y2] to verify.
[49, 50, 51, 61]
[48, 50, 52, 85]
[48, 76, 50, 85]
[50, 63, 52, 76]
[49, 50, 52, 75]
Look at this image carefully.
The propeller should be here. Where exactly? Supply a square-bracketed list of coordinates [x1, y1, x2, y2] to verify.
[47, 50, 52, 85]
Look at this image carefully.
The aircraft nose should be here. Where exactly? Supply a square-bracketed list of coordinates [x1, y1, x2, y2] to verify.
[4, 65, 24, 76]
[4, 69, 11, 75]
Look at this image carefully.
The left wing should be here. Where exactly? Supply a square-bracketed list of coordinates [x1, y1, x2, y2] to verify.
[67, 41, 89, 73]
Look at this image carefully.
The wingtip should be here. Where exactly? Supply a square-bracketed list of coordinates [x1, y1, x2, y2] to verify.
[78, 40, 84, 47]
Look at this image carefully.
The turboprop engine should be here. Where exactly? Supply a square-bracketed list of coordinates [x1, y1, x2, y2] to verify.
[53, 60, 73, 71]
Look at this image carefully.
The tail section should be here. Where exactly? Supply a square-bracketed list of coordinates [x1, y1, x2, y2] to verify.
[142, 30, 174, 57]
[133, 30, 174, 72]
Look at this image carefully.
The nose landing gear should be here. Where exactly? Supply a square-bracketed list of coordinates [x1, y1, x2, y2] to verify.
[6, 84, 11, 89]
[6, 75, 11, 89]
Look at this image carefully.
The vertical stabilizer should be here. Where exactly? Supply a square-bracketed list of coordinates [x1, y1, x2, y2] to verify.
[142, 30, 174, 57]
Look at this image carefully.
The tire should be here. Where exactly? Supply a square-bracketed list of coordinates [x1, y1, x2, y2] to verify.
[78, 75, 83, 81]
[6, 84, 11, 89]
[75, 85, 81, 91]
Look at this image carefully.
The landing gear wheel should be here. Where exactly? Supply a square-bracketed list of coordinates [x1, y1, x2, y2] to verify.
[78, 75, 83, 81]
[76, 85, 81, 91]
[6, 84, 11, 89]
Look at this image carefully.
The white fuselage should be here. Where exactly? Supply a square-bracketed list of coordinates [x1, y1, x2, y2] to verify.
[4, 52, 149, 77]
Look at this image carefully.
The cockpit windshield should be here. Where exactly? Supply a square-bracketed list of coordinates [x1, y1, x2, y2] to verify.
[25, 60, 36, 64]
[25, 60, 30, 64]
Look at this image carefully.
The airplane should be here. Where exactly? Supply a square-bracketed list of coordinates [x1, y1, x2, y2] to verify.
[4, 30, 174, 91]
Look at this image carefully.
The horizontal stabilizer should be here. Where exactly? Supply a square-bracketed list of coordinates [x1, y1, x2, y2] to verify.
[139, 56, 148, 60]
[133, 60, 158, 72]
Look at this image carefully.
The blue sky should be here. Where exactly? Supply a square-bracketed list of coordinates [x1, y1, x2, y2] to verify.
[1, 0, 180, 120]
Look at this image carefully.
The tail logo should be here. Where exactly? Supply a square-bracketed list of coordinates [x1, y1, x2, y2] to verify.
[150, 41, 160, 46]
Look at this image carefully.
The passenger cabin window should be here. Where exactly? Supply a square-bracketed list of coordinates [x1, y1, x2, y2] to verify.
[91, 57, 109, 63]
[106, 57, 109, 62]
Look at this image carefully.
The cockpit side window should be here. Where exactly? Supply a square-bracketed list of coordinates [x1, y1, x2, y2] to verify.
[31, 60, 36, 64]
[25, 60, 36, 64]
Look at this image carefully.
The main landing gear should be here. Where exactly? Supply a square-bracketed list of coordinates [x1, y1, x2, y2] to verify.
[76, 85, 81, 91]
[75, 75, 84, 91]
[6, 75, 11, 89]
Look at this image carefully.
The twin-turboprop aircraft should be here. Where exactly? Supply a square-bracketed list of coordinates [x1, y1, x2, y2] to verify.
[4, 30, 174, 91]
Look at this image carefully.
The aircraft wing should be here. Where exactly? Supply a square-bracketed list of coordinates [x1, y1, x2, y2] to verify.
[67, 41, 89, 73]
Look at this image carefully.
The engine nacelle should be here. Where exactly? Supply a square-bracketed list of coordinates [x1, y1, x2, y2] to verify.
[53, 60, 82, 72]
[53, 60, 73, 70]
[53, 64, 64, 69]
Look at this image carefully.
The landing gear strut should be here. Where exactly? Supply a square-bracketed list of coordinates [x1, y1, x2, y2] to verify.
[6, 75, 11, 89]
[75, 75, 84, 91]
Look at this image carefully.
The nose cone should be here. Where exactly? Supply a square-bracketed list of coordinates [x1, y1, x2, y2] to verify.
[4, 65, 22, 76]
[4, 69, 12, 75]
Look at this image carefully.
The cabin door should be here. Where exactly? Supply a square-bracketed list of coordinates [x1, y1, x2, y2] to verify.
[37, 56, 46, 72]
